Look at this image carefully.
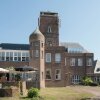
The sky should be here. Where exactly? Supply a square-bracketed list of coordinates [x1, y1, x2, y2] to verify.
[0, 0, 100, 60]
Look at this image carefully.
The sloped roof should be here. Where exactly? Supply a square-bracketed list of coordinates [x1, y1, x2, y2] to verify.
[60, 42, 88, 53]
[60, 42, 84, 49]
[0, 43, 29, 50]
[94, 60, 100, 74]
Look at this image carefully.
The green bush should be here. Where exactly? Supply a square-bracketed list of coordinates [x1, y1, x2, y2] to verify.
[81, 76, 93, 86]
[27, 88, 39, 98]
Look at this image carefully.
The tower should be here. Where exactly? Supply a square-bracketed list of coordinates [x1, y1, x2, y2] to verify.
[29, 28, 45, 88]
[39, 11, 59, 47]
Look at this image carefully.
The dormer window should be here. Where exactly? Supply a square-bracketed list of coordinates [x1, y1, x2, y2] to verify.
[47, 26, 52, 33]
[96, 68, 100, 72]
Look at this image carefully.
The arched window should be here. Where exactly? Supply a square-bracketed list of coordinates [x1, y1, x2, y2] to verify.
[47, 26, 52, 33]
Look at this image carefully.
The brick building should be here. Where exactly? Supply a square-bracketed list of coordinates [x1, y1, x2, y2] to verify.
[0, 11, 99, 87]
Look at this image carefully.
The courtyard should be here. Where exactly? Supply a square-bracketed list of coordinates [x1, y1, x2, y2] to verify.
[0, 86, 100, 100]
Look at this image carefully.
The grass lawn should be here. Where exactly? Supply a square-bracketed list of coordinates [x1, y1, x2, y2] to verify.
[40, 87, 94, 100]
[0, 86, 95, 100]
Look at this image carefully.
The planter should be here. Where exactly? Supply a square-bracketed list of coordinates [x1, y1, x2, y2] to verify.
[0, 87, 19, 97]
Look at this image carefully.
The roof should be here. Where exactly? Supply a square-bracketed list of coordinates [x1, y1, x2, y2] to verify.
[15, 66, 34, 71]
[94, 60, 100, 74]
[0, 43, 29, 50]
[29, 28, 44, 41]
[40, 11, 58, 16]
[60, 42, 88, 53]
[32, 28, 43, 35]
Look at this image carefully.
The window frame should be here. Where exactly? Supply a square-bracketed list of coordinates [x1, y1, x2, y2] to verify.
[70, 58, 76, 66]
[71, 75, 81, 84]
[46, 53, 51, 63]
[47, 26, 52, 33]
[87, 58, 92, 66]
[55, 69, 61, 80]
[55, 53, 61, 63]
[78, 58, 83, 66]
[45, 69, 52, 80]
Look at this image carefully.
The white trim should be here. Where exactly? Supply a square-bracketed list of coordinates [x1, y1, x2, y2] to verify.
[55, 53, 61, 63]
[46, 53, 51, 63]
[70, 58, 75, 66]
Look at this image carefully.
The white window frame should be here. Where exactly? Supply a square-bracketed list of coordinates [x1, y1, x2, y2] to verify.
[0, 50, 29, 62]
[55, 69, 61, 80]
[22, 52, 26, 61]
[14, 52, 18, 61]
[78, 58, 83, 66]
[45, 69, 52, 80]
[46, 53, 51, 63]
[70, 58, 75, 66]
[72, 75, 81, 84]
[55, 53, 61, 63]
[6, 52, 10, 61]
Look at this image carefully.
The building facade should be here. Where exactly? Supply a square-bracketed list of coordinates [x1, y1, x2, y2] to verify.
[0, 11, 99, 87]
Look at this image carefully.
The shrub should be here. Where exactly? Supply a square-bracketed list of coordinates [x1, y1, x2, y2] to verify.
[27, 88, 39, 98]
[15, 74, 21, 81]
[89, 82, 98, 86]
[81, 76, 93, 86]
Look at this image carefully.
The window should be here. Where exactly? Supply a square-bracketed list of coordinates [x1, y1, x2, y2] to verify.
[94, 76, 100, 83]
[26, 52, 29, 61]
[87, 58, 92, 66]
[41, 42, 44, 48]
[70, 58, 75, 66]
[22, 52, 26, 61]
[2, 52, 5, 61]
[25, 73, 29, 79]
[18, 52, 21, 61]
[6, 52, 10, 61]
[46, 53, 51, 62]
[10, 52, 13, 61]
[6, 52, 13, 61]
[55, 69, 61, 80]
[47, 40, 52, 46]
[35, 42, 39, 46]
[30, 42, 33, 46]
[96, 68, 100, 72]
[47, 26, 52, 33]
[72, 75, 81, 84]
[78, 58, 83, 66]
[0, 51, 29, 62]
[46, 69, 51, 80]
[34, 50, 39, 57]
[55, 53, 61, 63]
[14, 52, 18, 61]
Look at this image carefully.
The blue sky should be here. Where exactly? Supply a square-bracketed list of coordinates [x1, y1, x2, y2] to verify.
[0, 0, 100, 59]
